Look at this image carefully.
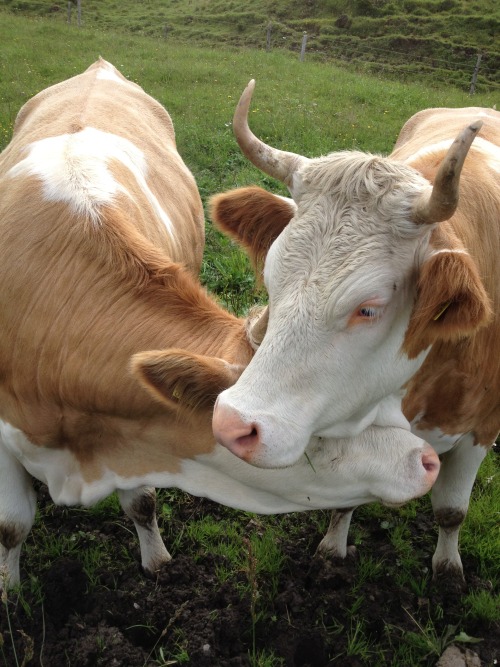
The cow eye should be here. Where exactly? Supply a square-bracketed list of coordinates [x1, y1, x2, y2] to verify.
[359, 306, 379, 318]
[348, 302, 385, 327]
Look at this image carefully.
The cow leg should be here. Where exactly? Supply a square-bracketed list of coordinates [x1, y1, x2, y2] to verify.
[0, 443, 37, 590]
[431, 434, 488, 582]
[316, 508, 356, 558]
[117, 486, 171, 575]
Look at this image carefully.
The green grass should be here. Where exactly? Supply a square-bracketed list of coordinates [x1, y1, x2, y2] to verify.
[0, 10, 499, 666]
[1, 0, 498, 90]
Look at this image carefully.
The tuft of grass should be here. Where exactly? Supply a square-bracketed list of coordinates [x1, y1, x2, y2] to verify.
[464, 590, 500, 625]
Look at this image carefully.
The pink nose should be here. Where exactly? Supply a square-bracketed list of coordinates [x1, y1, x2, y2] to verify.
[421, 444, 440, 486]
[212, 402, 260, 461]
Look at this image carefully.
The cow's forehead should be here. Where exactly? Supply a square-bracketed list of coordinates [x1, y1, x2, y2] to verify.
[263, 152, 431, 296]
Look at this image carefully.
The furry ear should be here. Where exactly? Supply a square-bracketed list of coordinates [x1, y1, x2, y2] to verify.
[402, 250, 492, 358]
[209, 186, 295, 270]
[130, 349, 245, 412]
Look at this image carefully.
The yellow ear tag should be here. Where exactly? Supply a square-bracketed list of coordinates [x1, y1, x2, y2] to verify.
[172, 385, 182, 401]
[433, 300, 452, 321]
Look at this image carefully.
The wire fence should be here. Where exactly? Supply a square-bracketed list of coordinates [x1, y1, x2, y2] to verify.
[269, 27, 500, 94]
[64, 3, 500, 95]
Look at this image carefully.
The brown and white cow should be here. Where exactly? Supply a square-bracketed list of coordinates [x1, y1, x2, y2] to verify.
[211, 81, 500, 580]
[0, 62, 438, 589]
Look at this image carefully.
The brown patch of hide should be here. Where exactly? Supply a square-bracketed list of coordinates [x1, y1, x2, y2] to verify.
[402, 250, 492, 359]
[210, 186, 294, 272]
[131, 349, 245, 413]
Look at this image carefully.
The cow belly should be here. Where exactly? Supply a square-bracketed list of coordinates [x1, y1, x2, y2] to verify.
[0, 420, 179, 507]
[0, 420, 313, 512]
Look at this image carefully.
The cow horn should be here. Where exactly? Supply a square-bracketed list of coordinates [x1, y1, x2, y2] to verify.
[245, 305, 269, 351]
[411, 121, 482, 225]
[233, 80, 307, 191]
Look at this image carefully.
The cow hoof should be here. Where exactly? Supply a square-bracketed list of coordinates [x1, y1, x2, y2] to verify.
[142, 555, 173, 580]
[314, 543, 357, 561]
[432, 562, 467, 594]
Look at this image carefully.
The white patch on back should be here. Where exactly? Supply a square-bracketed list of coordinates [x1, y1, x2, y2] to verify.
[430, 248, 469, 257]
[95, 62, 127, 84]
[7, 127, 175, 236]
[408, 136, 500, 175]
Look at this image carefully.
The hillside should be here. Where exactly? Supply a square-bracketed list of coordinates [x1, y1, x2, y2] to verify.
[1, 0, 499, 91]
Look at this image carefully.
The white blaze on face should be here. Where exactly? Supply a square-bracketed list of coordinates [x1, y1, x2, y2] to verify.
[7, 127, 175, 236]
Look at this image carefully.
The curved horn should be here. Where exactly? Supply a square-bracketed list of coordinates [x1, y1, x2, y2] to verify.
[411, 121, 482, 225]
[233, 80, 307, 190]
[245, 305, 269, 351]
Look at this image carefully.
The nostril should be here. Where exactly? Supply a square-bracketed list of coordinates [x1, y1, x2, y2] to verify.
[422, 448, 440, 474]
[235, 425, 259, 450]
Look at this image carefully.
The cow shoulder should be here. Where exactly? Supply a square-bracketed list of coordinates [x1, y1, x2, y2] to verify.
[402, 229, 492, 358]
[131, 349, 245, 412]
[210, 186, 295, 269]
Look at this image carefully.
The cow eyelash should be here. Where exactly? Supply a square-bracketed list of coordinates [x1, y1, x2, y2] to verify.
[359, 306, 378, 318]
[347, 302, 386, 327]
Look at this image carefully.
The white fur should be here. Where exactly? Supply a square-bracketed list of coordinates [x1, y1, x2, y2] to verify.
[95, 61, 127, 84]
[0, 417, 436, 588]
[0, 420, 433, 513]
[408, 135, 500, 175]
[430, 434, 488, 573]
[411, 417, 465, 456]
[7, 128, 174, 236]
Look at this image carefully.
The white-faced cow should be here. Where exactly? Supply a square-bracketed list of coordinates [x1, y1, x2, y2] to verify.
[212, 81, 500, 581]
[0, 62, 439, 589]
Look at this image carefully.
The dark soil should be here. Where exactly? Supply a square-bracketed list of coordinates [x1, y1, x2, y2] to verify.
[0, 484, 498, 667]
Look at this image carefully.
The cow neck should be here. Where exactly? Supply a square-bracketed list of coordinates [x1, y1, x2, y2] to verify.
[403, 183, 500, 445]
[1, 233, 252, 447]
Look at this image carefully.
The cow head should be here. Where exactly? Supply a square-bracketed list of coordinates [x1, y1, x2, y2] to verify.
[211, 81, 491, 468]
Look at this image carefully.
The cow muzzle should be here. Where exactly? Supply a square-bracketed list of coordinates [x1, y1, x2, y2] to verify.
[212, 397, 308, 468]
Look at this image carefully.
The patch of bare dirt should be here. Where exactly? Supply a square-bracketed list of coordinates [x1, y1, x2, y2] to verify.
[0, 486, 498, 667]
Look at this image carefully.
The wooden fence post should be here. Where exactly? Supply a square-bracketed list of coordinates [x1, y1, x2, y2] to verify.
[77, 0, 81, 28]
[67, 1, 72, 24]
[266, 23, 272, 52]
[469, 54, 482, 95]
[300, 31, 307, 61]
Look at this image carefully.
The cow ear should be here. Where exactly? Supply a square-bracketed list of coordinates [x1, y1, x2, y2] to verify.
[209, 186, 295, 270]
[402, 250, 492, 359]
[130, 349, 245, 412]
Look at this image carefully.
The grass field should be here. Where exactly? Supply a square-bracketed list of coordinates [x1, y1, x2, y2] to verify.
[0, 9, 499, 667]
[2, 0, 499, 90]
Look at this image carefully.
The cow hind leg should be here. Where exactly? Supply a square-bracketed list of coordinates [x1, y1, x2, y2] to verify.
[315, 508, 356, 558]
[0, 444, 37, 590]
[431, 434, 488, 584]
[117, 486, 171, 575]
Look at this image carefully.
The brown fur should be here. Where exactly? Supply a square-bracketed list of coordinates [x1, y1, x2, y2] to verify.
[394, 107, 500, 444]
[402, 249, 492, 358]
[210, 186, 295, 273]
[132, 349, 245, 413]
[0, 60, 257, 481]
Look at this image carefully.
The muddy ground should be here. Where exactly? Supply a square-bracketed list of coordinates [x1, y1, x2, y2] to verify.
[0, 482, 498, 667]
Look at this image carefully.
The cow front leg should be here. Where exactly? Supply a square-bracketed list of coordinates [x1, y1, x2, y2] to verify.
[431, 434, 488, 583]
[316, 508, 356, 558]
[117, 486, 171, 575]
[0, 442, 37, 590]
